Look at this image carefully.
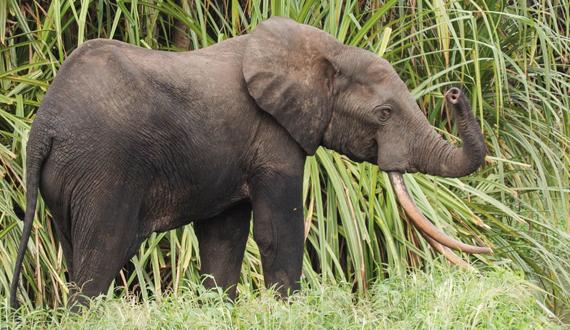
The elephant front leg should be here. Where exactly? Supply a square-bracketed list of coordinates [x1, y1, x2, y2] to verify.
[251, 172, 305, 297]
[195, 203, 251, 300]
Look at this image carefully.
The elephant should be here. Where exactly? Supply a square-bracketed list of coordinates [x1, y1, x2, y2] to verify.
[10, 16, 491, 308]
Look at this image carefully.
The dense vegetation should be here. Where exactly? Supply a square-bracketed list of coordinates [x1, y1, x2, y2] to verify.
[1, 268, 562, 329]
[1, 0, 568, 324]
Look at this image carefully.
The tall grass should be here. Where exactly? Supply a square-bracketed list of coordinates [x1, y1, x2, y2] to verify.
[1, 267, 562, 328]
[1, 0, 569, 318]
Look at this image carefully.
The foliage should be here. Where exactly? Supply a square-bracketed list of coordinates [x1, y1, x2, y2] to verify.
[0, 0, 569, 319]
[1, 267, 563, 329]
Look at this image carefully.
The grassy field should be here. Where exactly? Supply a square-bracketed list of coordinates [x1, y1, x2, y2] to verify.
[1, 267, 563, 328]
[1, 0, 569, 326]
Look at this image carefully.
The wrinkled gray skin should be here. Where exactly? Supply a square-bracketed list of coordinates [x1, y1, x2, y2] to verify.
[11, 17, 485, 308]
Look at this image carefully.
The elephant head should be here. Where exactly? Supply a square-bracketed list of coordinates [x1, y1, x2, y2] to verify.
[243, 17, 491, 261]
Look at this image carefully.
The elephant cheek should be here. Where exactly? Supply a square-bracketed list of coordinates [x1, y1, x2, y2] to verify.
[375, 142, 410, 172]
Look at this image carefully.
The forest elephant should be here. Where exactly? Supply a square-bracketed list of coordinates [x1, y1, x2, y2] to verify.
[10, 16, 491, 308]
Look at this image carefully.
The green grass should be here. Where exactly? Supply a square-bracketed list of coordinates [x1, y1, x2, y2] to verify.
[1, 0, 569, 323]
[1, 267, 562, 329]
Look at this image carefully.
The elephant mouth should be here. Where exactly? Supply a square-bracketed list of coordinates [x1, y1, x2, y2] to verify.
[388, 171, 492, 266]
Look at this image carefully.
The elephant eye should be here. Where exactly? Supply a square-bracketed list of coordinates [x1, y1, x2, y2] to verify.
[377, 105, 392, 122]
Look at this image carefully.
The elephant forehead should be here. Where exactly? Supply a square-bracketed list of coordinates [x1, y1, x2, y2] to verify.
[334, 48, 399, 85]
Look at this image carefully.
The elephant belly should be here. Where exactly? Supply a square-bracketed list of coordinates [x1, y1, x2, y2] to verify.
[139, 162, 251, 235]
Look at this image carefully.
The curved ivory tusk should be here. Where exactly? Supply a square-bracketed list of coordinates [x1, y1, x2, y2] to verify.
[388, 172, 492, 254]
[423, 234, 473, 269]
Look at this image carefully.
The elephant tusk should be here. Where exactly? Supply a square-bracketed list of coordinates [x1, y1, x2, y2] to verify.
[388, 171, 492, 255]
[423, 234, 474, 269]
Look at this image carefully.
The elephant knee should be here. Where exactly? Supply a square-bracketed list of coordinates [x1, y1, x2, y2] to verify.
[253, 228, 276, 258]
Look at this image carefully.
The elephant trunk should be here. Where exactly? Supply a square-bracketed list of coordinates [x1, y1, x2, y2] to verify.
[414, 88, 487, 178]
[387, 88, 491, 266]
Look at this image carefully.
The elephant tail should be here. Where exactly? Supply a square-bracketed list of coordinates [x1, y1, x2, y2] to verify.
[10, 127, 52, 310]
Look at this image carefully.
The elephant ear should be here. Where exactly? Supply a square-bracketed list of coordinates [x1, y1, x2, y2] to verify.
[243, 16, 340, 155]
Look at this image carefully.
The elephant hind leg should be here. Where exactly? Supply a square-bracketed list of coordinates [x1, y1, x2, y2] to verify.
[55, 229, 74, 281]
[195, 202, 251, 300]
[68, 191, 145, 308]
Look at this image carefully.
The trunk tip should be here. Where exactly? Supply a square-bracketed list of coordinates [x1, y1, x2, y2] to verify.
[445, 87, 462, 104]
